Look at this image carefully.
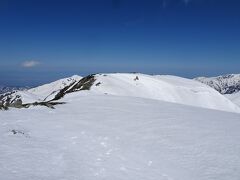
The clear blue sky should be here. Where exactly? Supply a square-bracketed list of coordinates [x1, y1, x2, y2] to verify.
[1, 0, 240, 86]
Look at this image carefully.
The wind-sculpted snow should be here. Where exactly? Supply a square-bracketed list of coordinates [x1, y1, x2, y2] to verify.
[0, 95, 240, 180]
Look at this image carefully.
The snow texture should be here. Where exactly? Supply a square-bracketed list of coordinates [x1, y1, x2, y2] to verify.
[0, 94, 240, 180]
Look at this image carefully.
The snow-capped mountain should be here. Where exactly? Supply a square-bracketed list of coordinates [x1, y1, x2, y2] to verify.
[28, 75, 82, 101]
[0, 75, 82, 109]
[1, 73, 240, 113]
[195, 74, 240, 94]
[0, 86, 28, 95]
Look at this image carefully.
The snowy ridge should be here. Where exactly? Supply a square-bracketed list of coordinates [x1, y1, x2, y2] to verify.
[28, 75, 82, 101]
[1, 73, 240, 113]
[195, 74, 240, 94]
[0, 75, 82, 108]
[88, 73, 240, 113]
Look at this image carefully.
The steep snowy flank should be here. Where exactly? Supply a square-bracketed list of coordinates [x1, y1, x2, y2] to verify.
[0, 75, 82, 108]
[1, 95, 240, 180]
[195, 74, 240, 94]
[28, 75, 82, 101]
[89, 73, 240, 113]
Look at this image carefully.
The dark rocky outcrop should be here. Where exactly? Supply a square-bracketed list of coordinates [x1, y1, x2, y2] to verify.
[66, 74, 96, 92]
[51, 74, 96, 101]
[0, 74, 96, 110]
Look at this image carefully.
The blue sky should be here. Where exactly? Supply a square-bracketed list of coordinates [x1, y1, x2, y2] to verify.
[0, 0, 240, 86]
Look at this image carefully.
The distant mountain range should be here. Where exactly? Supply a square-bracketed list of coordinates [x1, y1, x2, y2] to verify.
[0, 86, 29, 95]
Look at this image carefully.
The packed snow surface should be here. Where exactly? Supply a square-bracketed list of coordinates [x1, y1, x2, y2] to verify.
[1, 94, 240, 180]
[90, 73, 240, 113]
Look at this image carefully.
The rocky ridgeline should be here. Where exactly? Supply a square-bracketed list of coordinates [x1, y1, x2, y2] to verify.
[51, 74, 96, 101]
[0, 74, 96, 110]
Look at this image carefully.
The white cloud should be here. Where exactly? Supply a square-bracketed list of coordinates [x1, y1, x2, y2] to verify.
[21, 60, 40, 68]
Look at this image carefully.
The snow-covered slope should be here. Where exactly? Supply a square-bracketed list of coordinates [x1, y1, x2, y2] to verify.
[225, 92, 240, 106]
[28, 75, 82, 101]
[1, 94, 240, 180]
[0, 75, 82, 107]
[195, 74, 240, 94]
[89, 73, 240, 113]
